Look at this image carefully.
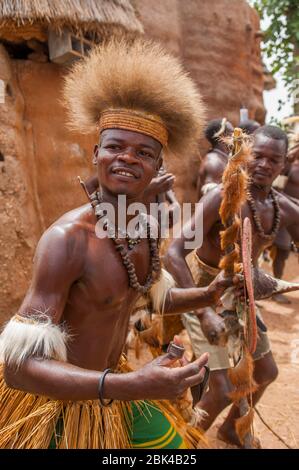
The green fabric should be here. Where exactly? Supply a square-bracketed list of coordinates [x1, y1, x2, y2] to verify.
[128, 401, 184, 449]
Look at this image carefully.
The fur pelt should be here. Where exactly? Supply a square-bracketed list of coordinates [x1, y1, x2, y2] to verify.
[63, 36, 206, 156]
[0, 314, 68, 367]
[235, 408, 255, 445]
[219, 130, 256, 446]
[149, 268, 176, 314]
[218, 129, 252, 274]
[227, 349, 258, 402]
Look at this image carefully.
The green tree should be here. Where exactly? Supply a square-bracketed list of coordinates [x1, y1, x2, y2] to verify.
[251, 0, 299, 113]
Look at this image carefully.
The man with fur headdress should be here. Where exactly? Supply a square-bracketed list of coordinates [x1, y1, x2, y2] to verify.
[0, 37, 239, 449]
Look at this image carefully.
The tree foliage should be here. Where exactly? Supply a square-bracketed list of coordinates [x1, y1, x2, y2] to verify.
[251, 0, 299, 111]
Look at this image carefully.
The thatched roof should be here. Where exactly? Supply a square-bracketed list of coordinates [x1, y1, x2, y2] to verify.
[0, 0, 143, 41]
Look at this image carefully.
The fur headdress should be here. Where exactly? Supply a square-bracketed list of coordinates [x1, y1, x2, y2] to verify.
[63, 36, 205, 155]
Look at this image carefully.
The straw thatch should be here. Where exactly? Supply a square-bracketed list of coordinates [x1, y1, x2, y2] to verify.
[0, 0, 143, 41]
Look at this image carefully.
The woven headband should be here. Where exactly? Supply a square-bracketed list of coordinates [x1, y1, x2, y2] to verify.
[98, 109, 168, 147]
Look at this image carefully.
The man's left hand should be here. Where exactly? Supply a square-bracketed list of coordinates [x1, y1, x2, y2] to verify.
[207, 270, 243, 304]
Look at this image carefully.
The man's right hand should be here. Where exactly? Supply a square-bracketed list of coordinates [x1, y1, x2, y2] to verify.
[132, 349, 209, 401]
[105, 339, 209, 401]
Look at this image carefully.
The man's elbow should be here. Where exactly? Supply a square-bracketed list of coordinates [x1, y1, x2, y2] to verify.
[163, 251, 173, 272]
[163, 243, 183, 271]
[3, 363, 20, 390]
[3, 360, 33, 393]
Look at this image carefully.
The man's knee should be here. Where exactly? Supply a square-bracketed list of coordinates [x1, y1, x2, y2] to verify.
[264, 361, 279, 385]
[208, 370, 232, 408]
[254, 355, 279, 387]
[275, 248, 289, 263]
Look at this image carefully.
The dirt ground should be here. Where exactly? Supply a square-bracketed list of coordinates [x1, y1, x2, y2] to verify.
[207, 253, 299, 449]
[129, 253, 299, 449]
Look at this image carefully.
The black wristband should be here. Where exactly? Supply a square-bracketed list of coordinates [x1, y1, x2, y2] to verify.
[98, 368, 114, 407]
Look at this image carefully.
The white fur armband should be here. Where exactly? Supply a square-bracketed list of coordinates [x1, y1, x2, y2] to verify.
[149, 268, 176, 314]
[0, 313, 68, 367]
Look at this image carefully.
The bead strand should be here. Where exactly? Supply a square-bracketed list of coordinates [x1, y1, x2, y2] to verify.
[93, 192, 161, 294]
[247, 188, 281, 241]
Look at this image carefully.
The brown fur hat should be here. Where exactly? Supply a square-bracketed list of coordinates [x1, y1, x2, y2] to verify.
[63, 36, 205, 155]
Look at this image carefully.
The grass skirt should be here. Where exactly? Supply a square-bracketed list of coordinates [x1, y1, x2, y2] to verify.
[0, 360, 207, 449]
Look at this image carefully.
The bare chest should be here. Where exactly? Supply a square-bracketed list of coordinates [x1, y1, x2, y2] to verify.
[70, 235, 151, 310]
[206, 200, 278, 263]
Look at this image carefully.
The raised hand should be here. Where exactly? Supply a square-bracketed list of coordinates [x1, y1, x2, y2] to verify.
[145, 172, 175, 199]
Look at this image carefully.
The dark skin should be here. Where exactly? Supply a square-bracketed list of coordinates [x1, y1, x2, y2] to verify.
[165, 133, 299, 446]
[85, 168, 179, 228]
[85, 169, 175, 203]
[272, 148, 299, 297]
[284, 158, 299, 200]
[4, 129, 238, 403]
[272, 246, 290, 293]
[197, 121, 234, 198]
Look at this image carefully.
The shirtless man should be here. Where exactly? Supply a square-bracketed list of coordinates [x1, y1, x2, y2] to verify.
[285, 148, 299, 198]
[197, 118, 233, 198]
[0, 38, 237, 449]
[165, 125, 299, 447]
[272, 142, 299, 302]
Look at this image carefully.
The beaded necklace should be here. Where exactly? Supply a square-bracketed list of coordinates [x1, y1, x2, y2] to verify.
[247, 187, 281, 241]
[89, 189, 161, 294]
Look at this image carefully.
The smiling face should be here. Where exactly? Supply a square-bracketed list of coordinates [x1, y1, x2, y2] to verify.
[249, 133, 287, 187]
[94, 129, 162, 198]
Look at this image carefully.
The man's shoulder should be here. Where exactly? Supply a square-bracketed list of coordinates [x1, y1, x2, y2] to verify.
[276, 190, 299, 216]
[205, 183, 223, 198]
[37, 204, 93, 258]
[288, 163, 299, 182]
[199, 183, 223, 207]
[202, 153, 226, 180]
[205, 151, 226, 166]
